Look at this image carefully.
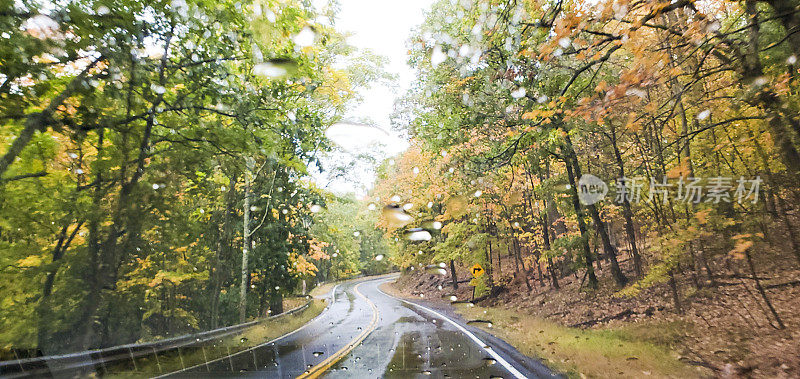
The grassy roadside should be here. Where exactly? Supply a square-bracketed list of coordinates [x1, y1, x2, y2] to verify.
[383, 281, 707, 379]
[455, 303, 708, 378]
[108, 299, 326, 378]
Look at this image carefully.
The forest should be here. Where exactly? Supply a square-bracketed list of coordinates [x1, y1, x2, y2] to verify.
[373, 0, 800, 375]
[0, 0, 390, 357]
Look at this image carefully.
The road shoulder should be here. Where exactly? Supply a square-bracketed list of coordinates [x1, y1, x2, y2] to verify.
[382, 278, 707, 378]
[378, 280, 557, 378]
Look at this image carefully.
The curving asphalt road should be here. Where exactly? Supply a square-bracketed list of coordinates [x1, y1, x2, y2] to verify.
[165, 275, 558, 378]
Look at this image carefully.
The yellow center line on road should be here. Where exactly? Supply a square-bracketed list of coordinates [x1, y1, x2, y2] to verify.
[296, 280, 380, 379]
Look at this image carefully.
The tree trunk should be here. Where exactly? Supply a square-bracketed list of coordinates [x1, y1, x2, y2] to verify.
[450, 260, 459, 289]
[610, 129, 643, 277]
[239, 157, 255, 323]
[563, 152, 599, 289]
[565, 138, 627, 287]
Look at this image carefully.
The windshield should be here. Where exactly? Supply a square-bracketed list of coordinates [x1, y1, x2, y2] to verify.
[1, 0, 799, 378]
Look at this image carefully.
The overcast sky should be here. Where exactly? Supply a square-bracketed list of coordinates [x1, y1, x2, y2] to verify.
[313, 0, 434, 197]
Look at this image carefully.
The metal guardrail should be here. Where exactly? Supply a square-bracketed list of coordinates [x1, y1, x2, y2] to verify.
[0, 300, 312, 378]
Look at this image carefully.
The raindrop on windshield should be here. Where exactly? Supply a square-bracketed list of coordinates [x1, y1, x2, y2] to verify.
[374, 254, 384, 261]
[310, 204, 322, 213]
[403, 228, 432, 241]
[312, 351, 324, 357]
[367, 203, 377, 210]
[254, 59, 297, 78]
[382, 204, 414, 228]
[293, 26, 316, 47]
[425, 265, 447, 275]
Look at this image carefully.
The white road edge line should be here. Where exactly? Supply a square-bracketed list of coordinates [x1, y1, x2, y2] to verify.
[376, 280, 527, 379]
[155, 284, 340, 378]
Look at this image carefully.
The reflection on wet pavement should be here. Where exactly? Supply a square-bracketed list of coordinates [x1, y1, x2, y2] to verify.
[165, 276, 545, 378]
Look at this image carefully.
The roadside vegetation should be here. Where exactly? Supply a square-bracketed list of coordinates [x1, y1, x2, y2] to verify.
[0, 0, 391, 358]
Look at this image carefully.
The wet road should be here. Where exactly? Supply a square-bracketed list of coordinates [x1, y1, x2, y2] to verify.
[165, 275, 556, 378]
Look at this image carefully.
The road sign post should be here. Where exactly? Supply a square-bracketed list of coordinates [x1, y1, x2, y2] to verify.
[469, 264, 484, 301]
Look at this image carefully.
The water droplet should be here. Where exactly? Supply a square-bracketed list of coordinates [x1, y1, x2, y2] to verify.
[403, 203, 414, 211]
[412, 166, 420, 174]
[510, 87, 526, 99]
[788, 55, 797, 65]
[353, 231, 360, 237]
[310, 204, 322, 213]
[254, 59, 296, 78]
[474, 190, 482, 197]
[450, 295, 458, 301]
[313, 351, 324, 357]
[697, 109, 711, 120]
[68, 153, 78, 159]
[403, 228, 432, 241]
[368, 203, 377, 211]
[240, 337, 248, 343]
[151, 84, 166, 94]
[152, 183, 160, 190]
[431, 46, 446, 67]
[425, 265, 447, 275]
[382, 204, 414, 228]
[293, 26, 317, 47]
[374, 254, 384, 261]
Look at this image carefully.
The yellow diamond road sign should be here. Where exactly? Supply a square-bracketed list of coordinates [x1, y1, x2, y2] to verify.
[470, 264, 485, 278]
